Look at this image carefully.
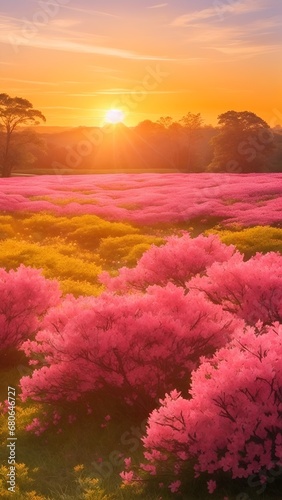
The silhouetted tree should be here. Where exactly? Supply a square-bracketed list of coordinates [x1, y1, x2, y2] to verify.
[0, 93, 46, 177]
[178, 112, 204, 171]
[135, 120, 162, 136]
[157, 116, 174, 129]
[209, 111, 275, 173]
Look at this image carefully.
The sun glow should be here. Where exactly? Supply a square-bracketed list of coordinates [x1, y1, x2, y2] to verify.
[105, 109, 125, 124]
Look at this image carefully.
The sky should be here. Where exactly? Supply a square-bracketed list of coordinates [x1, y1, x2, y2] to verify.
[0, 0, 281, 127]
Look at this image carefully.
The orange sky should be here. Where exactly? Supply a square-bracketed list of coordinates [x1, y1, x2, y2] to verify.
[0, 0, 281, 127]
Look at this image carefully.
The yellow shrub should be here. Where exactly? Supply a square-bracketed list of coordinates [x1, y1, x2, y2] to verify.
[0, 213, 166, 295]
[209, 226, 282, 257]
[0, 463, 44, 499]
[0, 224, 15, 239]
[73, 467, 113, 500]
[126, 243, 159, 266]
[0, 239, 102, 294]
[23, 214, 140, 250]
[59, 279, 103, 298]
[98, 234, 164, 267]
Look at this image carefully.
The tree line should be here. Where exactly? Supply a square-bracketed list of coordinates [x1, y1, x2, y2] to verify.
[0, 93, 281, 177]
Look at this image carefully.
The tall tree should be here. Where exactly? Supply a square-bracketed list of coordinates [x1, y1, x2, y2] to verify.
[0, 93, 46, 177]
[178, 112, 204, 171]
[209, 111, 275, 173]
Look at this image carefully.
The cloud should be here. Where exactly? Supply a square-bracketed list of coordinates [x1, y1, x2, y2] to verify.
[0, 77, 57, 86]
[67, 90, 187, 97]
[56, 5, 120, 18]
[148, 3, 168, 9]
[171, 0, 268, 27]
[0, 15, 171, 61]
[211, 43, 281, 55]
[39, 106, 88, 110]
[88, 65, 119, 73]
[18, 37, 170, 60]
[50, 19, 81, 28]
[176, 11, 282, 59]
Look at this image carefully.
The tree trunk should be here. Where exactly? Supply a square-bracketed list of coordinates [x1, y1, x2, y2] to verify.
[1, 131, 12, 177]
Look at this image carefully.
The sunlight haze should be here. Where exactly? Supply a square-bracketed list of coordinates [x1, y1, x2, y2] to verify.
[0, 0, 281, 127]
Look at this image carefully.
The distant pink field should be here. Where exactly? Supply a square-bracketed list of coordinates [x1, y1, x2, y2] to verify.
[0, 173, 281, 226]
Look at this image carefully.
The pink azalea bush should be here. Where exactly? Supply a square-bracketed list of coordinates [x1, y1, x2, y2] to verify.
[190, 251, 282, 325]
[0, 265, 61, 358]
[20, 285, 238, 408]
[136, 323, 282, 491]
[100, 233, 238, 292]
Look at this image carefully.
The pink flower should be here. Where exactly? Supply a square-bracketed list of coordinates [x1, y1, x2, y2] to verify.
[169, 480, 181, 493]
[104, 415, 111, 421]
[207, 480, 217, 494]
[124, 457, 132, 469]
[140, 463, 157, 475]
[120, 470, 134, 484]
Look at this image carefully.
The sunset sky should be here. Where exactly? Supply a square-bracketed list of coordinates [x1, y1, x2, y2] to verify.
[0, 0, 281, 127]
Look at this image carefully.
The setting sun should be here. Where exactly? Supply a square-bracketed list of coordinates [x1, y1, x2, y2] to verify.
[105, 109, 125, 125]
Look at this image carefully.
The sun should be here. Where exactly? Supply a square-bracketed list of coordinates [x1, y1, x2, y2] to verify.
[105, 109, 125, 124]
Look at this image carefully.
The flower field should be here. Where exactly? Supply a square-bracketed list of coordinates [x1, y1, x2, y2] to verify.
[1, 173, 282, 226]
[0, 173, 281, 499]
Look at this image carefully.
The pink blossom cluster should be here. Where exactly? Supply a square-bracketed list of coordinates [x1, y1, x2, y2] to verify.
[0, 265, 61, 354]
[18, 234, 281, 409]
[0, 173, 281, 226]
[20, 282, 239, 405]
[100, 232, 238, 292]
[141, 323, 282, 483]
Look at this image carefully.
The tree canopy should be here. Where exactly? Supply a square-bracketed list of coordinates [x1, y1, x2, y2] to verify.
[0, 93, 46, 177]
[209, 111, 275, 173]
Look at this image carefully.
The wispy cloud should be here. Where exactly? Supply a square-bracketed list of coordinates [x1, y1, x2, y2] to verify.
[68, 90, 187, 97]
[176, 10, 282, 59]
[50, 19, 81, 28]
[171, 0, 268, 27]
[0, 61, 14, 65]
[0, 15, 170, 61]
[0, 77, 57, 86]
[40, 106, 89, 110]
[24, 1, 120, 18]
[148, 3, 168, 9]
[54, 5, 120, 19]
[19, 37, 170, 60]
[211, 43, 281, 55]
[88, 65, 119, 73]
